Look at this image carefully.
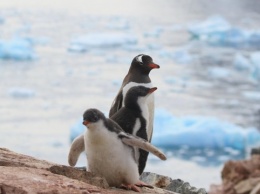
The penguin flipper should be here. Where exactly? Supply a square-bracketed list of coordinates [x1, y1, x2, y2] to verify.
[68, 134, 85, 166]
[119, 132, 167, 161]
[109, 91, 123, 117]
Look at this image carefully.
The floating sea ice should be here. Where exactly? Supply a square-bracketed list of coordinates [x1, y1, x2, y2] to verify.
[70, 108, 260, 151]
[152, 109, 260, 151]
[68, 33, 137, 52]
[207, 67, 230, 79]
[188, 15, 231, 38]
[242, 91, 260, 101]
[8, 87, 35, 98]
[188, 15, 260, 48]
[171, 49, 193, 64]
[250, 52, 260, 80]
[248, 32, 260, 47]
[233, 53, 252, 72]
[0, 38, 36, 60]
[144, 26, 163, 38]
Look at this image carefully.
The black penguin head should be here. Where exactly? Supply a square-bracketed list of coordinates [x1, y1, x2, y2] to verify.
[82, 108, 105, 126]
[128, 86, 157, 98]
[130, 54, 160, 74]
[125, 86, 157, 108]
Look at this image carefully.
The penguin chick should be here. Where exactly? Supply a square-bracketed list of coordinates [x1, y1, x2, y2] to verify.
[109, 54, 160, 142]
[110, 86, 157, 175]
[79, 108, 166, 192]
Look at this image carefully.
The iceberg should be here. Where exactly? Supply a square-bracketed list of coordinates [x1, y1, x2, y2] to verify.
[68, 33, 137, 52]
[152, 109, 260, 151]
[0, 38, 36, 60]
[188, 15, 260, 48]
[188, 15, 231, 38]
[70, 109, 260, 151]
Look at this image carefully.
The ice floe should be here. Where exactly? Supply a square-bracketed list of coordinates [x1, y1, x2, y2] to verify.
[0, 38, 36, 60]
[188, 15, 260, 48]
[70, 108, 260, 152]
[152, 109, 260, 151]
[68, 33, 137, 52]
[8, 87, 35, 98]
[233, 52, 260, 82]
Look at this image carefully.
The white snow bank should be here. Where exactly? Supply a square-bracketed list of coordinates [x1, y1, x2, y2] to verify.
[70, 108, 260, 151]
[68, 33, 137, 52]
[0, 38, 36, 60]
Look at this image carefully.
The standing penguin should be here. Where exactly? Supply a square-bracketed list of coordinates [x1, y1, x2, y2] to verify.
[110, 85, 157, 175]
[76, 108, 166, 192]
[109, 54, 160, 143]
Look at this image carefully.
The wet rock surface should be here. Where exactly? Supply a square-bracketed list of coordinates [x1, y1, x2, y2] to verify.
[209, 153, 260, 194]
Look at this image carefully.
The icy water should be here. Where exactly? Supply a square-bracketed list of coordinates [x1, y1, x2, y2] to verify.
[1, 0, 260, 191]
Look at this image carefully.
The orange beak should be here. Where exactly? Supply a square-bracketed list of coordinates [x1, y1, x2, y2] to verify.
[148, 63, 160, 69]
[148, 87, 157, 94]
[82, 120, 89, 126]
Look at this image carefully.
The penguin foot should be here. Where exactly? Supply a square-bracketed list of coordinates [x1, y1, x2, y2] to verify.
[121, 184, 141, 192]
[135, 180, 154, 188]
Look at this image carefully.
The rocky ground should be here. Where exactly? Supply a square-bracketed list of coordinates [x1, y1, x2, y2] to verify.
[209, 149, 260, 194]
[0, 147, 179, 194]
[2, 146, 260, 194]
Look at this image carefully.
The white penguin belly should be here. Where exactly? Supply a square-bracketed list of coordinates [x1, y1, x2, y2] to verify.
[84, 125, 139, 186]
[122, 82, 154, 141]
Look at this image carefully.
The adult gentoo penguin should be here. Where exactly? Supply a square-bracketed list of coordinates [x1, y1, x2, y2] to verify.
[73, 108, 166, 192]
[109, 54, 160, 143]
[110, 85, 157, 175]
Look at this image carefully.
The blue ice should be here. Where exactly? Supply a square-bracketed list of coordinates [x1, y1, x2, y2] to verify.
[233, 52, 260, 82]
[251, 52, 260, 81]
[0, 38, 36, 60]
[68, 33, 137, 52]
[188, 15, 260, 48]
[188, 15, 231, 38]
[70, 109, 260, 151]
[152, 109, 260, 151]
[233, 53, 252, 72]
[207, 67, 230, 79]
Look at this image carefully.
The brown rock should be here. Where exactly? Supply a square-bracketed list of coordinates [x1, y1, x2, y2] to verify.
[210, 155, 260, 194]
[208, 184, 224, 194]
[0, 166, 101, 194]
[0, 148, 178, 194]
[234, 177, 260, 194]
[251, 183, 260, 194]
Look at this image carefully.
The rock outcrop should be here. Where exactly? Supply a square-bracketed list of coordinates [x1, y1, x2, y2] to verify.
[0, 147, 177, 194]
[209, 154, 260, 194]
[140, 172, 207, 194]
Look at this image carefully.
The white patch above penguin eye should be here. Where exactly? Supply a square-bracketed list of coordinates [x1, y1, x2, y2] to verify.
[136, 55, 144, 65]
